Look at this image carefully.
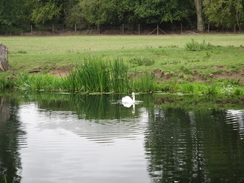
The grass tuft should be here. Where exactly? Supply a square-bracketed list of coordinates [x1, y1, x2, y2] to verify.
[185, 39, 214, 51]
[0, 74, 13, 89]
[129, 57, 155, 66]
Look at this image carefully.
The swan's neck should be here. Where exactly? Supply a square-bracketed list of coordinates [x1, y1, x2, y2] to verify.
[132, 94, 135, 102]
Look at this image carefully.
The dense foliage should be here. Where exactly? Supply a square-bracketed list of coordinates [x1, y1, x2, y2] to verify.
[0, 0, 243, 34]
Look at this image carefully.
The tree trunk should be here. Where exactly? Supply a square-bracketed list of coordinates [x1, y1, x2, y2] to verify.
[97, 24, 101, 34]
[194, 0, 204, 32]
[52, 24, 55, 34]
[122, 24, 125, 34]
[0, 44, 11, 71]
[138, 24, 141, 35]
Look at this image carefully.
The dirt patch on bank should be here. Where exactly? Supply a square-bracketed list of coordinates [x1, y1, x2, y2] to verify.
[28, 65, 74, 77]
[152, 68, 244, 84]
[27, 65, 244, 84]
[49, 65, 74, 77]
[153, 69, 174, 80]
[212, 70, 244, 84]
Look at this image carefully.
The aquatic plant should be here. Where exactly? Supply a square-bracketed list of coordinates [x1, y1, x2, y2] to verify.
[69, 60, 110, 92]
[63, 58, 130, 93]
[110, 59, 129, 93]
[4, 176, 7, 183]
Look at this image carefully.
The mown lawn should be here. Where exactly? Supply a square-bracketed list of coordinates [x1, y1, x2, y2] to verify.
[0, 34, 244, 81]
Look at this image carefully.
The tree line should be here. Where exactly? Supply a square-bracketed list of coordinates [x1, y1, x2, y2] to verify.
[0, 0, 243, 34]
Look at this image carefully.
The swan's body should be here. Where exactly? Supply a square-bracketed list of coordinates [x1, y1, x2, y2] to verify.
[122, 92, 135, 104]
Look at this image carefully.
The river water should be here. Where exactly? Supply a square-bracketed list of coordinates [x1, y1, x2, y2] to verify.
[0, 92, 244, 183]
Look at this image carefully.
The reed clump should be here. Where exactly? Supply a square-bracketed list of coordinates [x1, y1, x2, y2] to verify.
[63, 58, 130, 93]
[12, 59, 129, 92]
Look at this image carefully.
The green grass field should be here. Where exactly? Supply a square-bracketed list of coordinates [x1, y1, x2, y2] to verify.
[0, 34, 243, 71]
[0, 34, 244, 94]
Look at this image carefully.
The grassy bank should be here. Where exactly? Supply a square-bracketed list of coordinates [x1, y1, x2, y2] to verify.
[8, 59, 158, 93]
[1, 59, 243, 96]
[0, 34, 244, 95]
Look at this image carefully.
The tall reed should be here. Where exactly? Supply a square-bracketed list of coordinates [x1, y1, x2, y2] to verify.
[64, 58, 129, 93]
[4, 176, 7, 183]
[110, 59, 129, 93]
[131, 73, 157, 92]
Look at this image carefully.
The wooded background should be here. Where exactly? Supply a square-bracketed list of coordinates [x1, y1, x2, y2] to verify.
[0, 0, 243, 34]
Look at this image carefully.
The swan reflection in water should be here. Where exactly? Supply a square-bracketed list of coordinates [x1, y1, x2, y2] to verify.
[121, 92, 142, 114]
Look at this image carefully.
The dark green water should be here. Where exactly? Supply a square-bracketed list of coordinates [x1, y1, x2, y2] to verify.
[0, 92, 244, 183]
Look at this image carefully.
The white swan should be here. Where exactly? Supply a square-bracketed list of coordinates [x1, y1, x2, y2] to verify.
[122, 92, 135, 105]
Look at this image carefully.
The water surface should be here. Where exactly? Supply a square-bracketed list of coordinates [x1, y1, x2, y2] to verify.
[0, 93, 244, 183]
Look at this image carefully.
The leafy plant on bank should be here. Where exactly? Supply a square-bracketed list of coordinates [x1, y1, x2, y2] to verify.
[15, 72, 63, 91]
[0, 74, 13, 89]
[185, 39, 215, 51]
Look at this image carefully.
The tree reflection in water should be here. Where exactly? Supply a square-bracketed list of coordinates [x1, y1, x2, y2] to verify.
[1, 92, 244, 183]
[0, 96, 26, 183]
[145, 108, 244, 182]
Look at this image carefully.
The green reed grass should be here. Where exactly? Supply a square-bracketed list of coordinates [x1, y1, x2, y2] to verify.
[10, 59, 132, 93]
[110, 59, 129, 93]
[15, 72, 63, 91]
[131, 73, 157, 92]
[4, 176, 7, 183]
[63, 58, 130, 93]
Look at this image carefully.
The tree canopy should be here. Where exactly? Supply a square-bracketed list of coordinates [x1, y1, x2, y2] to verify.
[0, 0, 243, 34]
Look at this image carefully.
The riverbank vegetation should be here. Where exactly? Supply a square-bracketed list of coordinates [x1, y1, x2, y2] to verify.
[0, 35, 244, 97]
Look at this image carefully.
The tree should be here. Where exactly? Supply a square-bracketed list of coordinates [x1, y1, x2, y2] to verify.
[80, 0, 117, 33]
[30, 0, 62, 25]
[0, 0, 27, 34]
[115, 0, 138, 24]
[135, 0, 189, 24]
[203, 0, 244, 31]
[194, 0, 204, 32]
[65, 1, 86, 30]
